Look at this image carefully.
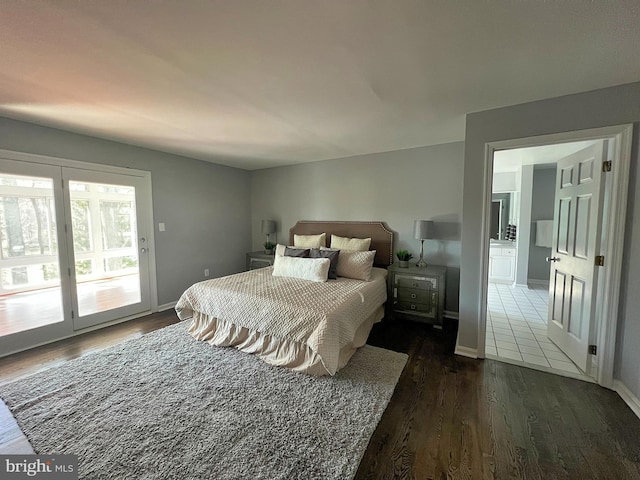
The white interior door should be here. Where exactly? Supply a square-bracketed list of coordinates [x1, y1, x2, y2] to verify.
[547, 141, 607, 372]
[62, 168, 152, 330]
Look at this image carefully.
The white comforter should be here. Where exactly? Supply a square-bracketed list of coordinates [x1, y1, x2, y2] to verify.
[175, 267, 387, 375]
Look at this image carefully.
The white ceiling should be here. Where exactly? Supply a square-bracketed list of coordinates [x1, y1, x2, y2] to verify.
[0, 1, 639, 170]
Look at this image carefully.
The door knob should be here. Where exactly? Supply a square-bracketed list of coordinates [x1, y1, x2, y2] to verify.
[546, 256, 560, 262]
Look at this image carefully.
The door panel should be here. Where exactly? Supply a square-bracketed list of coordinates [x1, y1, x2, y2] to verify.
[551, 271, 566, 325]
[556, 197, 571, 254]
[568, 277, 586, 337]
[574, 195, 591, 258]
[63, 168, 151, 330]
[0, 159, 73, 355]
[547, 141, 606, 372]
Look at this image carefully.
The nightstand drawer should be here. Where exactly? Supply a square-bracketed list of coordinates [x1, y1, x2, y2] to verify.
[396, 288, 432, 303]
[394, 274, 437, 290]
[395, 300, 434, 315]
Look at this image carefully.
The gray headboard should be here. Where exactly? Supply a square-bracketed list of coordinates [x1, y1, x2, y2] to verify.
[289, 221, 395, 267]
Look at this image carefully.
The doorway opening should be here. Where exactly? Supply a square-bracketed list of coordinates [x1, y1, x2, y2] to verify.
[479, 125, 633, 388]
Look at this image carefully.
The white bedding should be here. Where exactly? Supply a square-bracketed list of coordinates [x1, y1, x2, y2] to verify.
[175, 266, 387, 375]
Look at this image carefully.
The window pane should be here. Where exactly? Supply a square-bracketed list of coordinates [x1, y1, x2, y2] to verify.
[71, 199, 92, 253]
[69, 180, 140, 317]
[100, 201, 135, 250]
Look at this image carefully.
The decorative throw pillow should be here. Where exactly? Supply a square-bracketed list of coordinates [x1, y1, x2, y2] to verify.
[322, 248, 376, 281]
[330, 234, 371, 251]
[293, 233, 326, 249]
[284, 247, 310, 257]
[309, 248, 340, 279]
[275, 244, 299, 257]
[272, 255, 330, 283]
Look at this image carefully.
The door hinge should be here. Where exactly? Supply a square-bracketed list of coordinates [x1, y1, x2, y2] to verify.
[588, 344, 597, 355]
[595, 255, 605, 267]
[64, 224, 68, 233]
[602, 160, 612, 172]
[71, 310, 74, 319]
[68, 267, 71, 276]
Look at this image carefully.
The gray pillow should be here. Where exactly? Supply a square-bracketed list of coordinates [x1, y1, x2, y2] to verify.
[284, 247, 310, 258]
[310, 248, 340, 279]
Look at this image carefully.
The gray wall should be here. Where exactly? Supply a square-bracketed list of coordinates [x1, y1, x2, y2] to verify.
[250, 143, 464, 312]
[0, 117, 251, 305]
[528, 166, 556, 281]
[460, 81, 640, 396]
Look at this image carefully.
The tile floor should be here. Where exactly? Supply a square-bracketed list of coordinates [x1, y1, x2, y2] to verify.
[485, 283, 583, 375]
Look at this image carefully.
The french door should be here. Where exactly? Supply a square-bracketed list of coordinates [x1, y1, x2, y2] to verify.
[0, 157, 152, 356]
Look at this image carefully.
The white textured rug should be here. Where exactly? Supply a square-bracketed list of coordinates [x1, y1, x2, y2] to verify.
[0, 322, 407, 480]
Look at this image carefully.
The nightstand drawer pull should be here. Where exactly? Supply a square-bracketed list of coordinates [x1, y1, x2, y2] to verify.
[410, 304, 416, 310]
[411, 293, 417, 299]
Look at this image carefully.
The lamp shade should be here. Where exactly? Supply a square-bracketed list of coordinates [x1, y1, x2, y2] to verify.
[414, 220, 434, 240]
[261, 220, 276, 234]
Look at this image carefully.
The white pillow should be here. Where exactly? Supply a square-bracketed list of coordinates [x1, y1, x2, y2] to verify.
[322, 248, 376, 281]
[330, 234, 371, 251]
[293, 233, 326, 249]
[272, 255, 330, 282]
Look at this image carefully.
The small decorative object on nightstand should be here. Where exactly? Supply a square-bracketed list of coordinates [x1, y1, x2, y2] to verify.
[395, 250, 413, 268]
[263, 241, 276, 255]
[246, 251, 275, 270]
[386, 263, 446, 328]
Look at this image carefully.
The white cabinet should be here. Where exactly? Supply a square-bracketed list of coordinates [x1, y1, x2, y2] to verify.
[489, 245, 516, 284]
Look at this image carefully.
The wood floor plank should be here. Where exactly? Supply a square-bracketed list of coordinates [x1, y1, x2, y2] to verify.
[1, 311, 640, 480]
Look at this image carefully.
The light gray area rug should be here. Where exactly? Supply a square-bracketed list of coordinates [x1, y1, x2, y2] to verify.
[0, 322, 407, 480]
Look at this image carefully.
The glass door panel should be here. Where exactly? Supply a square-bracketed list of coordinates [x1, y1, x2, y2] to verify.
[63, 168, 151, 330]
[0, 159, 72, 356]
[0, 172, 63, 335]
[69, 181, 141, 317]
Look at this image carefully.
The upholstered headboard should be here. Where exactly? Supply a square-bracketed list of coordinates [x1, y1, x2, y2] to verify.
[289, 221, 395, 267]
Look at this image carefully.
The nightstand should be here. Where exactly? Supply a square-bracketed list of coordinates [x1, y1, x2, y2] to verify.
[386, 263, 446, 327]
[246, 251, 275, 270]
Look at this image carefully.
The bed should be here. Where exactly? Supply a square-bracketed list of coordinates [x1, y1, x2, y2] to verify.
[175, 221, 394, 376]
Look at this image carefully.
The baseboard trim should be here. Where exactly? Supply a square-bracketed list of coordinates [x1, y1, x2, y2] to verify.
[157, 301, 177, 312]
[444, 310, 459, 320]
[527, 279, 549, 286]
[454, 344, 478, 359]
[613, 380, 640, 420]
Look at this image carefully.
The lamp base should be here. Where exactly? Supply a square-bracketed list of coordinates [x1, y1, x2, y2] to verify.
[415, 255, 427, 268]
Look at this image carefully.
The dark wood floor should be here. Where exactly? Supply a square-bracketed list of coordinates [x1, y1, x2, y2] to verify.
[2, 311, 640, 479]
[358, 319, 640, 480]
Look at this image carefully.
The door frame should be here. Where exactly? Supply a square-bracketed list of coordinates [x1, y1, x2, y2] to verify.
[0, 148, 158, 355]
[477, 124, 633, 389]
